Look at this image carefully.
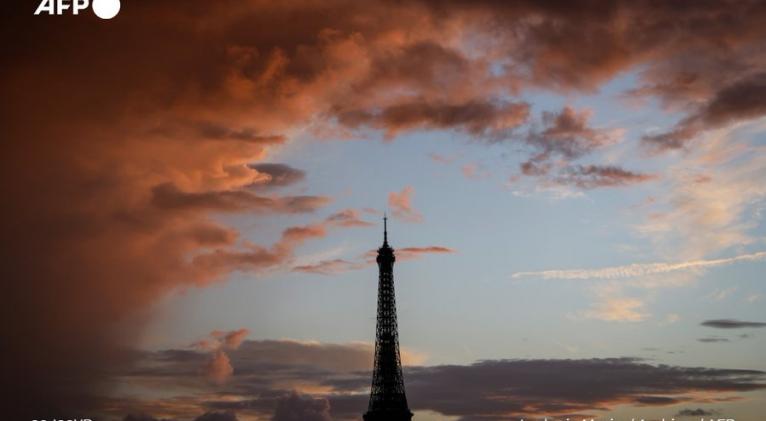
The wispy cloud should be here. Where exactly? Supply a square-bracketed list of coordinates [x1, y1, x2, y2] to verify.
[708, 287, 737, 302]
[293, 245, 455, 275]
[582, 297, 649, 322]
[388, 186, 424, 223]
[512, 251, 766, 280]
[292, 258, 368, 275]
[698, 337, 730, 343]
[633, 124, 766, 260]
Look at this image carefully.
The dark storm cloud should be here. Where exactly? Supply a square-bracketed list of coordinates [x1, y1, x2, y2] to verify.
[702, 319, 766, 329]
[5, 0, 766, 417]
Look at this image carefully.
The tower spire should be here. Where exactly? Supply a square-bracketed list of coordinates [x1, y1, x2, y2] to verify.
[383, 213, 388, 246]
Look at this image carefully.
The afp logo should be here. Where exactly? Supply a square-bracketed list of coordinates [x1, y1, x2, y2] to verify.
[34, 0, 121, 19]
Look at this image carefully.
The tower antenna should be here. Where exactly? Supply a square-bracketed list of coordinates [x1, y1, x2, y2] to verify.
[383, 213, 388, 245]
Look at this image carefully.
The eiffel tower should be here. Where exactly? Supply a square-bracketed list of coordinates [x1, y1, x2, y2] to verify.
[364, 216, 413, 421]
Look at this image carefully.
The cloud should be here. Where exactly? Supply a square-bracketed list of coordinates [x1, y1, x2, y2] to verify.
[218, 329, 250, 350]
[708, 287, 737, 302]
[388, 186, 424, 223]
[189, 222, 328, 276]
[194, 329, 250, 384]
[518, 107, 648, 190]
[128, 351, 766, 420]
[461, 163, 491, 180]
[105, 340, 766, 421]
[396, 246, 456, 261]
[122, 339, 422, 390]
[272, 392, 332, 421]
[512, 250, 766, 280]
[248, 163, 306, 188]
[582, 297, 649, 322]
[643, 72, 766, 151]
[633, 125, 766, 260]
[664, 313, 681, 325]
[337, 99, 529, 139]
[195, 329, 251, 352]
[676, 408, 719, 417]
[525, 106, 619, 163]
[698, 337, 730, 343]
[195, 412, 238, 421]
[401, 358, 766, 419]
[325, 209, 374, 227]
[428, 153, 456, 164]
[151, 183, 330, 214]
[295, 245, 454, 275]
[554, 165, 656, 189]
[701, 319, 766, 329]
[362, 245, 455, 262]
[207, 350, 234, 385]
[292, 259, 368, 275]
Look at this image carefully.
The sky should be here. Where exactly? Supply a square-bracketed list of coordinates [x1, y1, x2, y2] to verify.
[2, 1, 766, 420]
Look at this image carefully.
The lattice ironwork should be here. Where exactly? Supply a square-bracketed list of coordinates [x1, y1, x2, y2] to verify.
[364, 217, 413, 421]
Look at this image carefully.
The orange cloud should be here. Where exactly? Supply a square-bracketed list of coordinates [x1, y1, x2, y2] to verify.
[195, 329, 250, 384]
[213, 328, 250, 350]
[388, 186, 424, 223]
[396, 246, 456, 261]
[292, 259, 368, 275]
[337, 99, 529, 139]
[325, 209, 374, 227]
[207, 350, 234, 385]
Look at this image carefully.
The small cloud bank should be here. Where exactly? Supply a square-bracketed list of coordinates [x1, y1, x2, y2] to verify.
[104, 341, 766, 421]
[701, 319, 766, 329]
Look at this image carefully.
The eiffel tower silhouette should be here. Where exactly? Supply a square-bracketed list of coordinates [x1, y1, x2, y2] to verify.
[364, 216, 413, 421]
